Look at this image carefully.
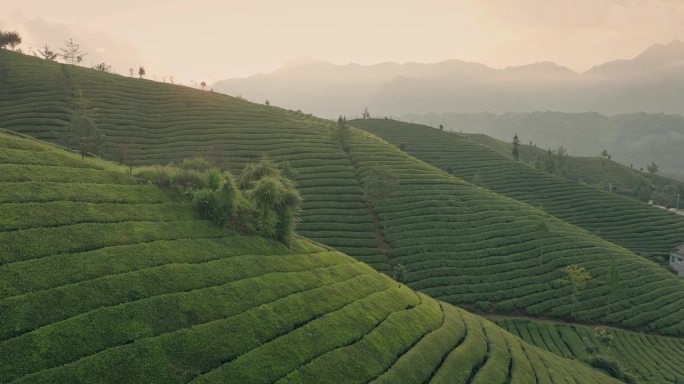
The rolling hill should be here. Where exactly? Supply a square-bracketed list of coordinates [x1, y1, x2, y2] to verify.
[465, 131, 684, 208]
[351, 118, 684, 264]
[0, 130, 621, 383]
[3, 50, 684, 339]
[401, 111, 684, 182]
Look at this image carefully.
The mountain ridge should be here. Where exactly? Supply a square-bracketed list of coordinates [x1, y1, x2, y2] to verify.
[213, 40, 684, 117]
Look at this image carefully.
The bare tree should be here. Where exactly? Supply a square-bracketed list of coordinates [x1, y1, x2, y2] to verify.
[362, 107, 371, 119]
[60, 38, 87, 65]
[93, 63, 112, 73]
[37, 45, 59, 61]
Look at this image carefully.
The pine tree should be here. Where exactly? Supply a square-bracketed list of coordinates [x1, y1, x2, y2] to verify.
[60, 39, 87, 65]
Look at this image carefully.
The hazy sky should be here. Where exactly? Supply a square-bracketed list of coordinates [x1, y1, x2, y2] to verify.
[2, 0, 684, 83]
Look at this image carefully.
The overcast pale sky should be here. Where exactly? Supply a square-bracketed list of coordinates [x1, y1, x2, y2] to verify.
[2, 0, 683, 83]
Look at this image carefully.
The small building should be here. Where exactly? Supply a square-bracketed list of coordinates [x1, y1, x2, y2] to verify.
[671, 244, 684, 277]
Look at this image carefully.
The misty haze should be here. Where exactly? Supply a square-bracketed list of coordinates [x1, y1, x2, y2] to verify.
[1, 1, 683, 383]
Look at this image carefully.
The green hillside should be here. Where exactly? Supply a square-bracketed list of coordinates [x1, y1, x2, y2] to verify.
[4, 50, 684, 337]
[0, 130, 620, 383]
[467, 132, 684, 209]
[0, 50, 389, 274]
[352, 118, 684, 264]
[495, 317, 684, 384]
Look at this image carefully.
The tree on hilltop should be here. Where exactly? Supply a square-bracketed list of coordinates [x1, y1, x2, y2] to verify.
[200, 81, 206, 90]
[93, 62, 112, 73]
[37, 45, 59, 61]
[60, 38, 87, 65]
[138, 66, 146, 79]
[0, 30, 21, 50]
[647, 161, 659, 174]
[601, 149, 611, 160]
[362, 107, 371, 119]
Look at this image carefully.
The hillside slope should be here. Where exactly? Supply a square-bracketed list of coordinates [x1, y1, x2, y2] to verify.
[352, 118, 684, 263]
[0, 50, 389, 274]
[466, 132, 684, 208]
[3, 51, 684, 337]
[401, 111, 684, 182]
[0, 131, 620, 383]
[494, 317, 684, 384]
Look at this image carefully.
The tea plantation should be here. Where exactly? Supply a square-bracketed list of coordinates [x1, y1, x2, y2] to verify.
[352, 118, 684, 262]
[467, 132, 684, 208]
[496, 317, 684, 383]
[345, 130, 684, 335]
[0, 130, 621, 383]
[0, 50, 388, 274]
[3, 51, 684, 338]
[0, 51, 684, 335]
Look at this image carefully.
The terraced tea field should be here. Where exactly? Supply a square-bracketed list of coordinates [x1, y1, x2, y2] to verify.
[496, 317, 684, 383]
[352, 118, 684, 262]
[344, 130, 684, 336]
[0, 50, 388, 274]
[0, 130, 620, 383]
[467, 132, 684, 208]
[4, 51, 684, 338]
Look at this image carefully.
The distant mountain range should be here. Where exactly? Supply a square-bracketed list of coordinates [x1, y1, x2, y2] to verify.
[212, 40, 684, 117]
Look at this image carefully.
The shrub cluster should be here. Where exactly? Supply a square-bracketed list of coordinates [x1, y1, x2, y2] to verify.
[134, 156, 301, 245]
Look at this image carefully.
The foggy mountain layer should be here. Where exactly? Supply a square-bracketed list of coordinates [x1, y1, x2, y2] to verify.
[213, 40, 684, 118]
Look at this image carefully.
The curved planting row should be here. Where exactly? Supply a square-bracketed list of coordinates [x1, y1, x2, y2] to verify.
[496, 317, 684, 383]
[347, 129, 684, 336]
[4, 51, 684, 338]
[0, 51, 389, 273]
[353, 118, 684, 262]
[468, 132, 684, 204]
[0, 130, 617, 383]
